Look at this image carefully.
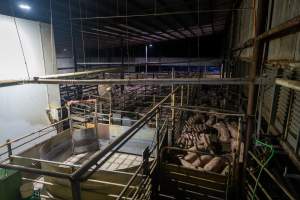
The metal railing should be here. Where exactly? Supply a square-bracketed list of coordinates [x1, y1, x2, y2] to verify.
[0, 87, 180, 200]
[117, 117, 169, 200]
[245, 151, 296, 200]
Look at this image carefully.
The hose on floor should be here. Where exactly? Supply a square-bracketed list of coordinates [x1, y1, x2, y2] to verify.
[251, 139, 275, 200]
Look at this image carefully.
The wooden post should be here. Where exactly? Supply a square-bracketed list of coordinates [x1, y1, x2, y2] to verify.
[243, 0, 269, 195]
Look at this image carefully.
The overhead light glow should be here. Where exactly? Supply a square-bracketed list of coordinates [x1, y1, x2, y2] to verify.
[149, 44, 153, 47]
[18, 3, 31, 11]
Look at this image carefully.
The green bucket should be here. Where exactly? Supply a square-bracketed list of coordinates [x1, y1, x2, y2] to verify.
[0, 168, 21, 200]
[22, 189, 41, 200]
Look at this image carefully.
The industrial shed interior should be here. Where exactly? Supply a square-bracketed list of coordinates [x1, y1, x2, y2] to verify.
[0, 0, 299, 199]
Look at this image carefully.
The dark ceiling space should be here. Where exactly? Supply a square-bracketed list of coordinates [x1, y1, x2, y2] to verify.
[85, 33, 226, 58]
[0, 0, 234, 58]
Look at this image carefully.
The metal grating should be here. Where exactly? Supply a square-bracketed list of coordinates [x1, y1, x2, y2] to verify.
[261, 66, 277, 121]
[274, 69, 293, 134]
[274, 87, 290, 133]
[286, 91, 300, 152]
[286, 68, 300, 153]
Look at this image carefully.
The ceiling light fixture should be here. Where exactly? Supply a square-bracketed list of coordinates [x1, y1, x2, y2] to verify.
[18, 3, 31, 11]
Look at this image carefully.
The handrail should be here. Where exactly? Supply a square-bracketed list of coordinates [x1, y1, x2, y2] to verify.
[161, 105, 245, 117]
[24, 77, 250, 86]
[0, 163, 70, 179]
[118, 158, 157, 200]
[71, 87, 180, 179]
[79, 111, 156, 180]
[0, 87, 179, 200]
[0, 118, 69, 149]
[36, 68, 121, 79]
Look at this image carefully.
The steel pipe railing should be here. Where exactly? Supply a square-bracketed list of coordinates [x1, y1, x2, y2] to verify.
[161, 105, 245, 117]
[0, 87, 180, 200]
[0, 163, 70, 179]
[27, 78, 251, 86]
[71, 87, 179, 180]
[248, 151, 295, 200]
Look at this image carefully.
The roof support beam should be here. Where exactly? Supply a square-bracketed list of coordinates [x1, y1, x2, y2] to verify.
[157, 0, 197, 37]
[0, 78, 255, 88]
[128, 0, 185, 39]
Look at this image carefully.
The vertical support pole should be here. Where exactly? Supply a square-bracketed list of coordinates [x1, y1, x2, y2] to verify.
[121, 38, 125, 94]
[153, 108, 162, 199]
[243, 0, 268, 195]
[145, 45, 148, 74]
[171, 67, 175, 145]
[180, 85, 183, 106]
[283, 90, 294, 141]
[144, 85, 146, 101]
[109, 90, 112, 125]
[67, 105, 75, 152]
[234, 117, 243, 200]
[6, 139, 12, 160]
[220, 63, 224, 78]
[94, 99, 98, 137]
[71, 180, 81, 200]
[68, 2, 78, 73]
[296, 123, 300, 154]
[99, 102, 103, 116]
[156, 108, 160, 164]
[123, 94, 125, 115]
[267, 78, 280, 134]
[68, 105, 72, 133]
[186, 85, 190, 105]
[120, 38, 124, 123]
[256, 85, 264, 139]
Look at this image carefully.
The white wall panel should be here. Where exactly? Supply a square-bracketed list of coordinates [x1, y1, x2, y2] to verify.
[0, 14, 60, 144]
[0, 15, 28, 79]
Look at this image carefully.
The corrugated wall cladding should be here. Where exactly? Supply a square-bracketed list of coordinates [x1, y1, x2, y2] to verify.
[264, 0, 300, 151]
[274, 86, 291, 133]
[285, 68, 300, 154]
[261, 66, 278, 121]
[268, 0, 300, 62]
[230, 0, 300, 156]
[235, 0, 300, 135]
[232, 0, 254, 58]
[273, 69, 293, 133]
[268, 33, 300, 61]
[286, 91, 300, 153]
[271, 0, 300, 27]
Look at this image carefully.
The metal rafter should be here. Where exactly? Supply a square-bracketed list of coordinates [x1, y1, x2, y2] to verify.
[117, 23, 168, 41]
[183, 0, 205, 35]
[157, 0, 197, 37]
[61, 0, 158, 44]
[100, 0, 180, 41]
[128, 0, 186, 39]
